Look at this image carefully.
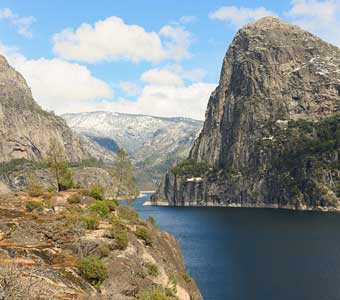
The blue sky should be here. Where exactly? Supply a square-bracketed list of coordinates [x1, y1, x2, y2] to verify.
[0, 0, 339, 119]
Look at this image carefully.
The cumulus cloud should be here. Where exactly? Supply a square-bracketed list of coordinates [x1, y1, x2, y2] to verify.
[209, 6, 276, 27]
[88, 65, 215, 120]
[141, 68, 184, 86]
[0, 44, 113, 113]
[106, 82, 216, 120]
[166, 64, 206, 82]
[112, 65, 215, 119]
[140, 64, 206, 86]
[0, 41, 214, 119]
[286, 0, 340, 46]
[0, 8, 35, 38]
[53, 16, 191, 63]
[119, 81, 141, 97]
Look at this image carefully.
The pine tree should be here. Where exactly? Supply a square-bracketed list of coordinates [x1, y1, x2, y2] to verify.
[111, 148, 138, 200]
[46, 138, 74, 191]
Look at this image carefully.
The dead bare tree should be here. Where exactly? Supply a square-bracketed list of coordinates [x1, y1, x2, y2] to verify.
[0, 264, 55, 300]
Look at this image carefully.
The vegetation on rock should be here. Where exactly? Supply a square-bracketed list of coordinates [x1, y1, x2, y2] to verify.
[111, 148, 138, 199]
[46, 138, 74, 192]
[135, 226, 153, 246]
[171, 159, 209, 177]
[79, 256, 107, 285]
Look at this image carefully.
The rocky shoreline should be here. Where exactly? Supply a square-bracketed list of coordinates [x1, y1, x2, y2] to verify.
[145, 199, 340, 213]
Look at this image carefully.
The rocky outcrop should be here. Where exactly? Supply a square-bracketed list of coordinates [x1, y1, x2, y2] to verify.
[0, 192, 201, 300]
[0, 55, 107, 163]
[152, 17, 340, 211]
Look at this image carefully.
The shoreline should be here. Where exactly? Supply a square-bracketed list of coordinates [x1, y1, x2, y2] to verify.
[138, 191, 155, 198]
[143, 200, 340, 212]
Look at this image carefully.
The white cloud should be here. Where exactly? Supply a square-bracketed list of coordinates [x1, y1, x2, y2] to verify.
[53, 16, 191, 63]
[159, 25, 192, 61]
[166, 64, 206, 82]
[119, 81, 141, 97]
[0, 44, 113, 114]
[141, 68, 184, 86]
[286, 0, 340, 46]
[179, 15, 198, 25]
[110, 64, 215, 119]
[0, 41, 214, 119]
[106, 82, 216, 120]
[209, 6, 276, 27]
[140, 64, 206, 87]
[0, 8, 35, 38]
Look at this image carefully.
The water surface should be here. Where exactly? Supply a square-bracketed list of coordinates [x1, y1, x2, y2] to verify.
[133, 194, 340, 300]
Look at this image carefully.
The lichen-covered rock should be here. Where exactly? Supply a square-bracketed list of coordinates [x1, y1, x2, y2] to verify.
[153, 17, 340, 211]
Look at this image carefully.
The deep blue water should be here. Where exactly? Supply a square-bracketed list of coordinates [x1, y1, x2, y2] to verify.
[132, 194, 340, 300]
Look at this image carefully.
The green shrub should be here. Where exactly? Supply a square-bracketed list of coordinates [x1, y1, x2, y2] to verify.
[168, 274, 178, 294]
[114, 230, 129, 250]
[117, 205, 139, 222]
[105, 219, 128, 250]
[105, 199, 119, 211]
[146, 216, 158, 227]
[26, 180, 44, 197]
[67, 193, 82, 204]
[99, 244, 111, 258]
[79, 256, 107, 285]
[145, 262, 159, 277]
[135, 227, 153, 246]
[89, 184, 104, 200]
[182, 272, 192, 283]
[81, 214, 100, 230]
[25, 201, 45, 212]
[136, 289, 177, 300]
[59, 168, 75, 191]
[171, 159, 209, 177]
[47, 185, 57, 192]
[88, 200, 110, 218]
[0, 158, 29, 175]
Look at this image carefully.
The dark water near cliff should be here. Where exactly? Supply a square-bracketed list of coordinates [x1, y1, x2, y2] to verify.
[133, 194, 340, 300]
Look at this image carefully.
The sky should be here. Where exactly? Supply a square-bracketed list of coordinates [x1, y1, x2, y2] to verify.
[0, 0, 339, 120]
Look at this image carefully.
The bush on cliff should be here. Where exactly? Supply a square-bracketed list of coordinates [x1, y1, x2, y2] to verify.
[89, 184, 104, 200]
[88, 200, 110, 218]
[171, 159, 209, 177]
[135, 226, 153, 246]
[79, 256, 107, 285]
[105, 218, 129, 250]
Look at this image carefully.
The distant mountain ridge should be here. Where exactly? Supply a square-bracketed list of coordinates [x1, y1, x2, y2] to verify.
[62, 111, 203, 188]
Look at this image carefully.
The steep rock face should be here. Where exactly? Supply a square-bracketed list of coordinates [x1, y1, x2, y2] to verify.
[153, 17, 340, 210]
[0, 55, 95, 162]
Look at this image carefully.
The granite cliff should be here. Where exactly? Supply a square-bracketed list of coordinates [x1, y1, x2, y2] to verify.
[0, 55, 107, 163]
[152, 17, 340, 211]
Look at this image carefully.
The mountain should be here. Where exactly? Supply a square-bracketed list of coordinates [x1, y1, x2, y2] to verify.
[62, 111, 203, 188]
[0, 55, 110, 163]
[152, 17, 340, 211]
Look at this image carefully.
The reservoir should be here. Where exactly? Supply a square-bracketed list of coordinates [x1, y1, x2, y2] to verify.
[134, 193, 340, 300]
